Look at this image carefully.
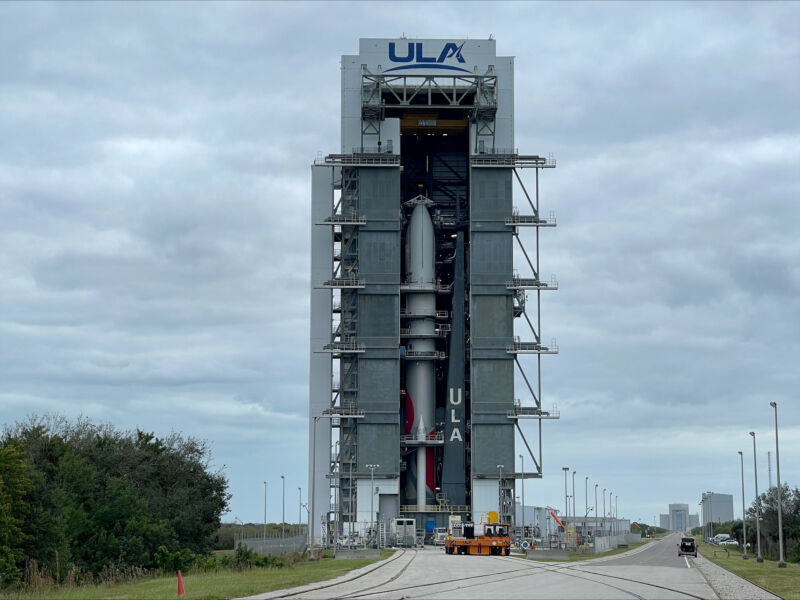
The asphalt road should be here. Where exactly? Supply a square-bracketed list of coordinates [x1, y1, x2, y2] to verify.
[600, 533, 697, 567]
[246, 533, 717, 599]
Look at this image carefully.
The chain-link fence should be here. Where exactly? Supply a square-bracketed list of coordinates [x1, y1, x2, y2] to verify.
[235, 525, 307, 556]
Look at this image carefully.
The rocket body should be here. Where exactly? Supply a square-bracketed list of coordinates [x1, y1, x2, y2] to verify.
[405, 203, 436, 507]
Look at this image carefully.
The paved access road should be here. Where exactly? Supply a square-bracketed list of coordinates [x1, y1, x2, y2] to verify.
[244, 533, 718, 599]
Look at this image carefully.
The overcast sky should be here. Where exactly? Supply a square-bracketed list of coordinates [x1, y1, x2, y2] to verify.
[1, 1, 798, 528]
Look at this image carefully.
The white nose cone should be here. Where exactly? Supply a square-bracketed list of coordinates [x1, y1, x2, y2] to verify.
[406, 204, 435, 284]
[417, 415, 427, 440]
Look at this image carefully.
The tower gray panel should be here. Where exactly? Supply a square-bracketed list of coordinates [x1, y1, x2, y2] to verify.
[358, 294, 399, 347]
[471, 423, 515, 475]
[358, 424, 400, 473]
[470, 167, 515, 520]
[358, 358, 400, 416]
[356, 167, 401, 512]
[309, 165, 334, 544]
[359, 233, 400, 285]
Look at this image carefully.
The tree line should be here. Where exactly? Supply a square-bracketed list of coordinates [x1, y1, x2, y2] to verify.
[0, 415, 230, 588]
[691, 484, 800, 562]
[744, 484, 800, 561]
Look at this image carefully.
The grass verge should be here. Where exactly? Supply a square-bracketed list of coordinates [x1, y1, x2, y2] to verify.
[697, 540, 799, 600]
[567, 540, 648, 562]
[1, 550, 395, 600]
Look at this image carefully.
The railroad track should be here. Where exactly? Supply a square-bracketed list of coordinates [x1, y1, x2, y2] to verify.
[266, 547, 713, 600]
[267, 548, 413, 599]
[333, 552, 711, 600]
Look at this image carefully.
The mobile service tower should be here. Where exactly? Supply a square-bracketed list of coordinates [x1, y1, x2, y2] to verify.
[309, 37, 559, 546]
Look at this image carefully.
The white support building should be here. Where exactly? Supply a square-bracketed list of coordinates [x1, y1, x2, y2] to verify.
[659, 503, 700, 532]
[700, 493, 734, 528]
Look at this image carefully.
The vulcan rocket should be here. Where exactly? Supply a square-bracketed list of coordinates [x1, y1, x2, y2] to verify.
[404, 201, 436, 507]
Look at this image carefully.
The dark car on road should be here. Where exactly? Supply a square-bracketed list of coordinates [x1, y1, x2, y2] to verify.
[678, 536, 697, 558]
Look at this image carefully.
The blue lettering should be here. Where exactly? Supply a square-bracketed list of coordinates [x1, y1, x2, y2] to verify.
[437, 42, 466, 64]
[389, 42, 413, 62]
[385, 41, 470, 73]
[415, 42, 436, 63]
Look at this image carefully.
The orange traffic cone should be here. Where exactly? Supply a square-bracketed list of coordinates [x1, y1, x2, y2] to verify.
[177, 570, 185, 596]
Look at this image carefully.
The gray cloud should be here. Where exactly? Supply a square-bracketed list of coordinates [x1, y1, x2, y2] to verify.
[1, 1, 798, 523]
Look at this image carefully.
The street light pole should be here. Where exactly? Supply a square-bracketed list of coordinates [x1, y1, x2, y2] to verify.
[703, 491, 714, 540]
[281, 475, 286, 538]
[567, 495, 571, 525]
[585, 476, 588, 535]
[770, 402, 787, 568]
[615, 495, 618, 536]
[519, 454, 525, 540]
[738, 451, 748, 559]
[749, 432, 763, 562]
[562, 467, 569, 533]
[310, 415, 319, 552]
[263, 481, 267, 540]
[610, 493, 613, 536]
[602, 488, 606, 536]
[366, 464, 379, 547]
[594, 484, 598, 536]
[609, 492, 613, 536]
[298, 487, 302, 535]
[497, 464, 505, 520]
[572, 471, 576, 529]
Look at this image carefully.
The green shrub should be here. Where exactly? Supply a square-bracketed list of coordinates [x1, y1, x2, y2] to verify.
[154, 546, 200, 572]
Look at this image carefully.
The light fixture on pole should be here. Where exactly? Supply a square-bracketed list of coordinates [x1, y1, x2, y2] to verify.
[281, 475, 286, 538]
[749, 432, 763, 562]
[769, 402, 786, 568]
[366, 464, 379, 547]
[519, 454, 525, 540]
[738, 451, 748, 559]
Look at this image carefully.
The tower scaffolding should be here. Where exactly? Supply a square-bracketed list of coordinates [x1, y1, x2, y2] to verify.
[309, 39, 559, 547]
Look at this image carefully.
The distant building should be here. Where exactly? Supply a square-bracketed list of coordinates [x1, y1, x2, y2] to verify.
[514, 505, 554, 539]
[660, 504, 700, 531]
[514, 505, 630, 539]
[669, 504, 689, 531]
[700, 493, 734, 526]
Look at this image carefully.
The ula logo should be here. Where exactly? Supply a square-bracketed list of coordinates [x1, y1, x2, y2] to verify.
[386, 42, 469, 73]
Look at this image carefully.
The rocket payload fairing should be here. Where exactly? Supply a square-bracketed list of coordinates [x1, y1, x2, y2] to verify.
[404, 202, 436, 507]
